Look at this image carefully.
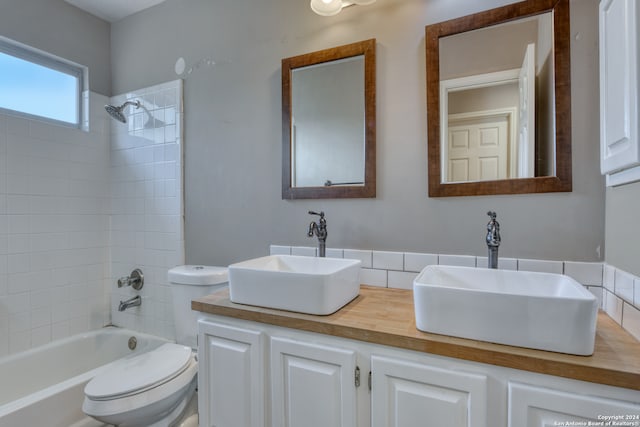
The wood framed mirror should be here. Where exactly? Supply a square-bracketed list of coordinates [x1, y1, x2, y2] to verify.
[426, 0, 571, 197]
[282, 39, 376, 199]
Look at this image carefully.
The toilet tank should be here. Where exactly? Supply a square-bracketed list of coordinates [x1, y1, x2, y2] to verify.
[168, 265, 228, 349]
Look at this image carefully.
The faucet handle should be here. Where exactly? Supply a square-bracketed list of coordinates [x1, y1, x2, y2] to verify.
[117, 268, 144, 290]
[487, 211, 497, 220]
[308, 210, 325, 218]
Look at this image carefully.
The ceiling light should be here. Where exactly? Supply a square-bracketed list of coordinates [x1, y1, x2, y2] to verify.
[310, 0, 375, 16]
[310, 0, 343, 16]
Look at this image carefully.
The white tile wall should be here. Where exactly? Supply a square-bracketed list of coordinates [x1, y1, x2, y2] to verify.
[291, 246, 316, 257]
[603, 264, 615, 292]
[517, 259, 563, 274]
[109, 80, 184, 341]
[267, 245, 611, 302]
[0, 93, 111, 357]
[564, 261, 603, 286]
[622, 303, 640, 341]
[437, 254, 477, 267]
[372, 251, 403, 270]
[403, 252, 437, 273]
[387, 271, 418, 290]
[476, 257, 517, 270]
[586, 286, 603, 309]
[359, 268, 387, 287]
[343, 249, 372, 268]
[325, 248, 344, 258]
[601, 264, 640, 339]
[269, 245, 291, 255]
[614, 269, 635, 304]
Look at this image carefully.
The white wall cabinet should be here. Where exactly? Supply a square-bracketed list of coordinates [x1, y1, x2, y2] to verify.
[600, 0, 640, 185]
[198, 316, 640, 427]
[197, 320, 265, 427]
[371, 355, 488, 427]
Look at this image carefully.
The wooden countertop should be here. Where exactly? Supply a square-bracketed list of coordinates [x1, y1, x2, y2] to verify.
[192, 285, 640, 391]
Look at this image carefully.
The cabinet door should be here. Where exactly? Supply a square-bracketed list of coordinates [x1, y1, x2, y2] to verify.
[600, 0, 640, 182]
[198, 320, 265, 427]
[371, 355, 488, 427]
[508, 382, 640, 427]
[271, 336, 358, 427]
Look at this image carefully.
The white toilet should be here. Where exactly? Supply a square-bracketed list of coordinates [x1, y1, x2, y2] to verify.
[83, 265, 228, 427]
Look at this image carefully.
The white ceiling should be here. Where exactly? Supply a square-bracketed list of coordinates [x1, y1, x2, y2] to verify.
[64, 0, 167, 23]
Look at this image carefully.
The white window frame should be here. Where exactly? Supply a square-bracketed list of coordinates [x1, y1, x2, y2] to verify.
[0, 36, 88, 129]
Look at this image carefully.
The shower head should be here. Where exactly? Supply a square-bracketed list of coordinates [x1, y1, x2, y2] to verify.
[105, 100, 141, 123]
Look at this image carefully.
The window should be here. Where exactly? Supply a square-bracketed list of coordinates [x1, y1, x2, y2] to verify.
[0, 37, 86, 127]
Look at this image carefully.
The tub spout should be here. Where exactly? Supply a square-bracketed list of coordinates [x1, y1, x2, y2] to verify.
[118, 295, 141, 312]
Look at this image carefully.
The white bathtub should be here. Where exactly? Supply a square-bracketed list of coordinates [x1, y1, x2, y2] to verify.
[0, 327, 167, 427]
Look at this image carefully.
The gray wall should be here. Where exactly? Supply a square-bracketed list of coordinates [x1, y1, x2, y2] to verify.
[0, 0, 111, 96]
[111, 0, 605, 267]
[605, 182, 640, 277]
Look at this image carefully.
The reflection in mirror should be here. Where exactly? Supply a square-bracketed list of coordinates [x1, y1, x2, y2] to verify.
[426, 0, 572, 197]
[440, 13, 554, 183]
[291, 56, 365, 188]
[282, 39, 376, 199]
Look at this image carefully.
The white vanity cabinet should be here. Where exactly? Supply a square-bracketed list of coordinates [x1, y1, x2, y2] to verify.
[270, 336, 359, 427]
[198, 316, 640, 427]
[508, 381, 640, 426]
[599, 0, 640, 185]
[370, 355, 488, 427]
[197, 320, 266, 427]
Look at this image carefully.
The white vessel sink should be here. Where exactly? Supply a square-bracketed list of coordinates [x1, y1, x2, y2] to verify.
[228, 255, 361, 315]
[413, 265, 598, 355]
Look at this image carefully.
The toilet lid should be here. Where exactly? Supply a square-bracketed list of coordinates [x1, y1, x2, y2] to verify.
[85, 343, 193, 400]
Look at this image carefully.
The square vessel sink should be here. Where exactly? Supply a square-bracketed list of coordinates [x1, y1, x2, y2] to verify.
[228, 255, 361, 315]
[413, 265, 598, 355]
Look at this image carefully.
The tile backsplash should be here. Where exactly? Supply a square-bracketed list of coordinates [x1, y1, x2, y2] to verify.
[270, 245, 640, 342]
[602, 265, 640, 341]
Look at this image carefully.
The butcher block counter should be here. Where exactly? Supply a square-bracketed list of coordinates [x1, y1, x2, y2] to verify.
[192, 285, 640, 391]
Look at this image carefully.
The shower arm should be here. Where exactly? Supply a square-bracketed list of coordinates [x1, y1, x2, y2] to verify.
[122, 100, 141, 109]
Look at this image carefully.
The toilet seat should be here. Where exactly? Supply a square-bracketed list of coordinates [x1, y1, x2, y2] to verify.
[85, 343, 193, 400]
[83, 343, 198, 425]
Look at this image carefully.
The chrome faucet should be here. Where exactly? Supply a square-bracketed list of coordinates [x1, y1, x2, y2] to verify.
[307, 210, 327, 257]
[486, 211, 501, 269]
[118, 295, 141, 312]
[117, 268, 144, 290]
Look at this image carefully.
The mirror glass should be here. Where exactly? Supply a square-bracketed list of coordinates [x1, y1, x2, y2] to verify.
[291, 56, 365, 187]
[440, 13, 554, 183]
[426, 0, 572, 197]
[282, 39, 376, 199]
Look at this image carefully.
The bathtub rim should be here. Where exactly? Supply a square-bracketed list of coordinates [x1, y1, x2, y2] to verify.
[0, 326, 170, 419]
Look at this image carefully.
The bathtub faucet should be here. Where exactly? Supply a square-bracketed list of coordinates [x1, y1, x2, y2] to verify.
[117, 268, 144, 290]
[119, 295, 141, 312]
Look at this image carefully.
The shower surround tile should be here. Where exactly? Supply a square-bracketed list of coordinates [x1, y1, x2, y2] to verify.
[109, 80, 185, 341]
[0, 92, 111, 355]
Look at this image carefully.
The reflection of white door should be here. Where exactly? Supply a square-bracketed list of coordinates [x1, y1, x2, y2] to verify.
[448, 115, 509, 182]
[518, 43, 536, 177]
